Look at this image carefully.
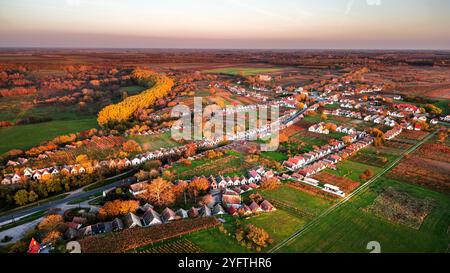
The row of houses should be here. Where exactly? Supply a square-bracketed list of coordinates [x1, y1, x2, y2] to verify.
[130, 167, 271, 196]
[1, 143, 189, 185]
[289, 136, 374, 178]
[283, 140, 347, 171]
[385, 126, 403, 140]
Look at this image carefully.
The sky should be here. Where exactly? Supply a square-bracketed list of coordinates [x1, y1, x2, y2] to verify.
[0, 0, 449, 49]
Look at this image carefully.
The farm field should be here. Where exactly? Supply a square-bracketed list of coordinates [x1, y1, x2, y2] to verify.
[170, 151, 257, 179]
[278, 177, 450, 253]
[258, 185, 333, 217]
[184, 227, 251, 253]
[245, 209, 306, 246]
[0, 118, 98, 154]
[129, 131, 180, 151]
[203, 66, 283, 76]
[324, 160, 383, 183]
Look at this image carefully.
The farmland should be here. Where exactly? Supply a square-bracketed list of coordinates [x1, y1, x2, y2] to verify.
[278, 177, 450, 253]
[203, 66, 283, 76]
[0, 118, 98, 154]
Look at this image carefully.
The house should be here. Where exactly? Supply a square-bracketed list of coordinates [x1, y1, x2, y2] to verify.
[129, 182, 148, 196]
[142, 208, 162, 226]
[131, 158, 141, 166]
[188, 207, 200, 218]
[123, 212, 142, 228]
[248, 170, 261, 182]
[212, 204, 226, 215]
[249, 202, 263, 213]
[176, 208, 189, 219]
[200, 205, 212, 217]
[72, 217, 87, 226]
[239, 205, 253, 216]
[111, 218, 124, 231]
[260, 200, 276, 212]
[161, 207, 176, 222]
[222, 194, 242, 208]
[227, 206, 238, 216]
[64, 228, 78, 240]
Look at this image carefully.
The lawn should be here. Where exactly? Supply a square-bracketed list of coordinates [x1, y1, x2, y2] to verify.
[245, 209, 306, 245]
[278, 177, 450, 253]
[258, 185, 333, 217]
[0, 118, 98, 154]
[324, 160, 383, 183]
[184, 227, 251, 253]
[203, 67, 283, 76]
[260, 151, 288, 162]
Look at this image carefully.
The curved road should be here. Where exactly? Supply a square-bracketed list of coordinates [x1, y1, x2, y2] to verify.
[0, 176, 136, 225]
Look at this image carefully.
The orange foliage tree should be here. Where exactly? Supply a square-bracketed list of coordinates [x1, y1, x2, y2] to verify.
[97, 69, 174, 126]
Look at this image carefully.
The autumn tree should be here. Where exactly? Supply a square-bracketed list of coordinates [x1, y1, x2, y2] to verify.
[184, 142, 197, 158]
[246, 224, 272, 249]
[139, 177, 175, 207]
[321, 113, 328, 121]
[42, 230, 62, 244]
[98, 200, 139, 220]
[38, 214, 64, 232]
[260, 177, 280, 190]
[122, 140, 142, 153]
[188, 177, 210, 202]
[14, 190, 29, 206]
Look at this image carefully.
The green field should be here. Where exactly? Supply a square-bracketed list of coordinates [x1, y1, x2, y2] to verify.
[203, 67, 283, 76]
[185, 227, 251, 253]
[129, 131, 180, 151]
[260, 151, 288, 162]
[324, 160, 383, 182]
[259, 185, 333, 217]
[278, 177, 450, 253]
[245, 209, 306, 245]
[0, 118, 98, 154]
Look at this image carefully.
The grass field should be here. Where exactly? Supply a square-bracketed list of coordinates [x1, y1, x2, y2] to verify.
[278, 177, 450, 253]
[203, 67, 283, 76]
[0, 118, 98, 154]
[260, 151, 288, 162]
[185, 227, 251, 253]
[324, 160, 383, 182]
[259, 185, 333, 217]
[245, 209, 306, 245]
[129, 131, 180, 151]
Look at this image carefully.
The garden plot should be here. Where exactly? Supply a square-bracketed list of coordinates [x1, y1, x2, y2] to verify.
[364, 187, 435, 230]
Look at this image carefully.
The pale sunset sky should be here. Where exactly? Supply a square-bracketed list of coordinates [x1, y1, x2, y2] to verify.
[0, 0, 449, 49]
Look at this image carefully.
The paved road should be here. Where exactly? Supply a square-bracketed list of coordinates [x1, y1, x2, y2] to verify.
[0, 176, 136, 225]
[268, 130, 438, 253]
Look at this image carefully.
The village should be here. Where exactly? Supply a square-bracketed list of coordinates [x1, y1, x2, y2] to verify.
[0, 49, 448, 254]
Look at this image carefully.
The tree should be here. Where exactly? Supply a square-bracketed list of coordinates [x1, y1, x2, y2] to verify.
[122, 140, 142, 153]
[139, 177, 175, 207]
[188, 177, 210, 201]
[321, 113, 328, 121]
[184, 142, 197, 158]
[246, 224, 271, 248]
[279, 133, 289, 143]
[98, 200, 139, 220]
[76, 154, 89, 164]
[28, 191, 38, 203]
[249, 193, 264, 204]
[14, 190, 29, 206]
[38, 214, 64, 232]
[260, 177, 280, 190]
[342, 136, 353, 145]
[42, 230, 62, 244]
